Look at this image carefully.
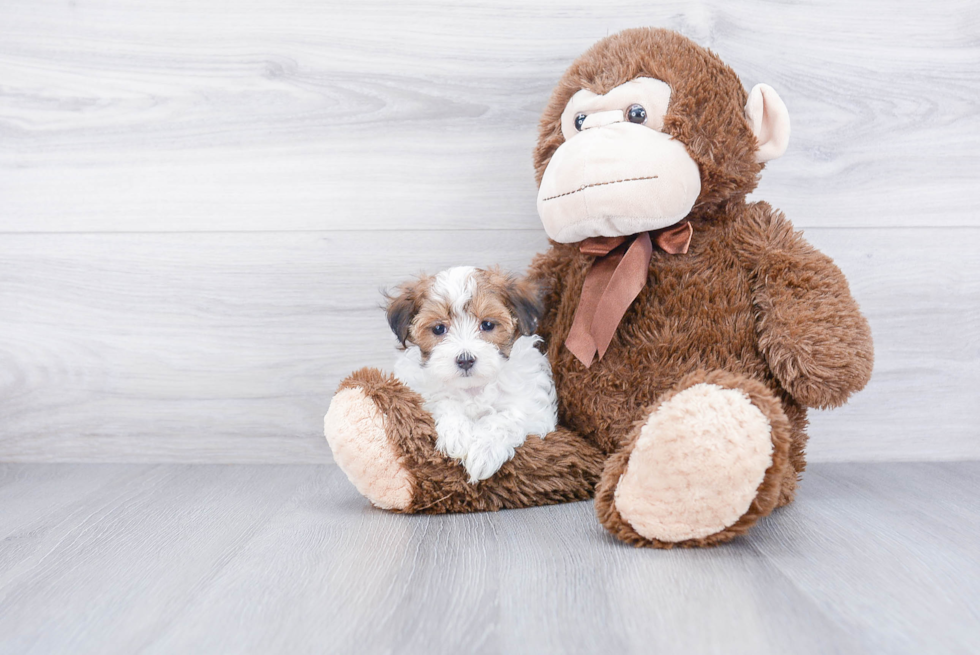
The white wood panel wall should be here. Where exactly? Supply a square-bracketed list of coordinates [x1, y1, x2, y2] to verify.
[1, 0, 978, 463]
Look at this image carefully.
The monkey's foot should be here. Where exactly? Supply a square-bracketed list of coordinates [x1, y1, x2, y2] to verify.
[596, 371, 792, 547]
[324, 385, 414, 511]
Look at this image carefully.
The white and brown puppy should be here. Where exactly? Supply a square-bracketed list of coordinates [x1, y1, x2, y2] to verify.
[387, 266, 558, 483]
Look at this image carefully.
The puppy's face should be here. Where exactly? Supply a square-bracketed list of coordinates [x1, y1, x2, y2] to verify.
[386, 266, 543, 389]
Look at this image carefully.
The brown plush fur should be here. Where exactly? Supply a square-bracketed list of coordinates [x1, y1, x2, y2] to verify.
[339, 368, 604, 513]
[332, 27, 873, 548]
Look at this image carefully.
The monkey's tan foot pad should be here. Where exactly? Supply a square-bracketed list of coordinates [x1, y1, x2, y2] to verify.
[614, 383, 774, 542]
[324, 387, 414, 511]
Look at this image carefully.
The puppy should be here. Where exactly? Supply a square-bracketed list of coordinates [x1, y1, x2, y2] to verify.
[386, 266, 558, 483]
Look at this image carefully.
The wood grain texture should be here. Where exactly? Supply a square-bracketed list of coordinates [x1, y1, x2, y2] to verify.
[0, 0, 977, 232]
[1, 1, 978, 464]
[0, 462, 977, 654]
[0, 227, 977, 463]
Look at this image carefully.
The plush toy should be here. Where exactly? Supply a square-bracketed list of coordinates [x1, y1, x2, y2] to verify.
[324, 27, 873, 547]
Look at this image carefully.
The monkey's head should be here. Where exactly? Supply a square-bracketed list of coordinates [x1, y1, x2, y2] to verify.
[534, 28, 790, 243]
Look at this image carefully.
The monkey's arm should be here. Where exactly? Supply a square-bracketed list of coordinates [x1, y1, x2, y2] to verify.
[737, 203, 874, 409]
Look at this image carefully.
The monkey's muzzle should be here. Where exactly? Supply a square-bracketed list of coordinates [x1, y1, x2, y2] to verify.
[537, 122, 701, 243]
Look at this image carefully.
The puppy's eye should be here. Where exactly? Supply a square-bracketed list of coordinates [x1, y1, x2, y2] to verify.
[627, 104, 647, 124]
[480, 321, 495, 332]
[431, 324, 447, 336]
[574, 113, 587, 131]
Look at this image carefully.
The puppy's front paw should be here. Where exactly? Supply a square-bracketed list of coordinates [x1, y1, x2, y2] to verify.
[462, 437, 516, 483]
[434, 411, 527, 483]
[434, 412, 476, 461]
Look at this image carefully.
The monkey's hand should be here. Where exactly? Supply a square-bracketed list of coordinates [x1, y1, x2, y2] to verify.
[738, 203, 874, 409]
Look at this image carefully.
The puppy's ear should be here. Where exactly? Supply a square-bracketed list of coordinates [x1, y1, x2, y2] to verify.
[504, 276, 544, 336]
[385, 277, 427, 346]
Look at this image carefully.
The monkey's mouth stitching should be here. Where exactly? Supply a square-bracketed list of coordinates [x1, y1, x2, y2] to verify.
[541, 175, 659, 202]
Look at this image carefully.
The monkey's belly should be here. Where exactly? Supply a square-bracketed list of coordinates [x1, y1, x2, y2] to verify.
[554, 276, 770, 454]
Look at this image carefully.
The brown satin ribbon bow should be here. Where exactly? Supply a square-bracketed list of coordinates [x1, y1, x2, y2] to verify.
[565, 221, 693, 368]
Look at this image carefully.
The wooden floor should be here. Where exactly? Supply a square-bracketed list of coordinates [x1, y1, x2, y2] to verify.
[1, 461, 977, 655]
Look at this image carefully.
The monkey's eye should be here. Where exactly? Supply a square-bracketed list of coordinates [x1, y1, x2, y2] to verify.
[432, 324, 447, 336]
[480, 321, 495, 332]
[574, 113, 587, 131]
[627, 104, 647, 124]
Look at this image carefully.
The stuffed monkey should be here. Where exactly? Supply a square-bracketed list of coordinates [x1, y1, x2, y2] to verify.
[324, 28, 873, 547]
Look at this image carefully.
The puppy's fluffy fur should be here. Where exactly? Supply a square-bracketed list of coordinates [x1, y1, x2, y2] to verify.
[388, 266, 558, 483]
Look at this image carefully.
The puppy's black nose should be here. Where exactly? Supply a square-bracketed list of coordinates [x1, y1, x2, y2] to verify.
[456, 353, 476, 371]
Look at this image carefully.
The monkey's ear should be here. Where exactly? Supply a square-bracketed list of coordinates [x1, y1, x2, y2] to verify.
[385, 280, 425, 346]
[505, 277, 544, 336]
[745, 83, 790, 163]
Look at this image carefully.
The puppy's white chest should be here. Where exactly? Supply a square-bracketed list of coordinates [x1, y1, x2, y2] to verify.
[395, 336, 558, 483]
[463, 406, 488, 421]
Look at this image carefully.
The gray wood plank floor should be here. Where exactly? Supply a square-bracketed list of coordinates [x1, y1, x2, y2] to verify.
[1, 462, 977, 654]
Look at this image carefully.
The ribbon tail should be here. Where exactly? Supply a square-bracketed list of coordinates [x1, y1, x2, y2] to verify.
[588, 232, 654, 359]
[565, 314, 598, 368]
[565, 334, 596, 368]
[565, 247, 623, 367]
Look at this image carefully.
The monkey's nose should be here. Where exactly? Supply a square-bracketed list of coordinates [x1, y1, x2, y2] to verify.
[581, 109, 624, 130]
[456, 353, 476, 371]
